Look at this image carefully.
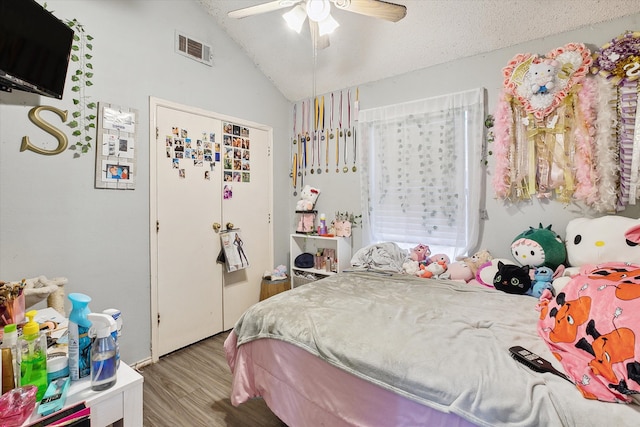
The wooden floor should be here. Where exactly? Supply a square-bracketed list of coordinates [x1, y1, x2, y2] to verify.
[140, 331, 287, 427]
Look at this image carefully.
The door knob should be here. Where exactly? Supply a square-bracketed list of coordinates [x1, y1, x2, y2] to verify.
[212, 222, 221, 232]
[226, 222, 235, 230]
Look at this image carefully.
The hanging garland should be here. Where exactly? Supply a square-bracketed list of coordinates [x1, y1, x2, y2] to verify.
[591, 31, 640, 211]
[492, 43, 598, 205]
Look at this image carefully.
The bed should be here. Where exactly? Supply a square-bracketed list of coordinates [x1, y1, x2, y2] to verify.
[224, 271, 640, 426]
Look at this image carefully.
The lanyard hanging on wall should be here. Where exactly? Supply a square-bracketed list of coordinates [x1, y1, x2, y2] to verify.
[327, 93, 333, 173]
[300, 100, 305, 180]
[353, 88, 359, 172]
[292, 103, 298, 195]
[318, 95, 324, 174]
[337, 91, 343, 173]
[311, 97, 317, 174]
[343, 89, 350, 173]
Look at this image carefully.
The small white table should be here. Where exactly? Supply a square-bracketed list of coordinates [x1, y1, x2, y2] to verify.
[24, 362, 143, 426]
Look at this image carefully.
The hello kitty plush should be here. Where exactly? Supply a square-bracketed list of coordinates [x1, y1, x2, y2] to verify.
[296, 185, 320, 211]
[553, 216, 640, 293]
[529, 59, 559, 94]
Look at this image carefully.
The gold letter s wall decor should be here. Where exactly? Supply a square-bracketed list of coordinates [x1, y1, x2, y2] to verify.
[21, 105, 69, 155]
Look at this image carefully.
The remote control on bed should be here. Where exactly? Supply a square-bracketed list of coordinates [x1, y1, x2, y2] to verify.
[509, 345, 573, 383]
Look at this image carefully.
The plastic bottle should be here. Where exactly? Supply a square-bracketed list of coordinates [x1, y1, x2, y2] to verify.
[68, 293, 92, 381]
[87, 313, 117, 391]
[319, 213, 327, 235]
[102, 309, 121, 368]
[1, 323, 18, 393]
[18, 310, 48, 400]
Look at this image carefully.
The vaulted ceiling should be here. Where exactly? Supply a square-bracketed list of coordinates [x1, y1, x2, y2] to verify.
[198, 0, 640, 101]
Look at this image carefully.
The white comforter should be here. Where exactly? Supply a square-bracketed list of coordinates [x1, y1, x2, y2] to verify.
[232, 272, 640, 427]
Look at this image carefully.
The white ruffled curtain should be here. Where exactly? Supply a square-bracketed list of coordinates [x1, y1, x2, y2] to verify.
[358, 88, 485, 258]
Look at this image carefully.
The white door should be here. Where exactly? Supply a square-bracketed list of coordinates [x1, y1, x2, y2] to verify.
[150, 98, 272, 358]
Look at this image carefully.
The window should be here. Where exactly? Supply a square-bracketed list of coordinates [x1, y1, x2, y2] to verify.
[358, 88, 485, 258]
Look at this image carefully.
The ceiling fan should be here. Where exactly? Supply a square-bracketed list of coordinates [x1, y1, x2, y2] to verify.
[228, 0, 407, 50]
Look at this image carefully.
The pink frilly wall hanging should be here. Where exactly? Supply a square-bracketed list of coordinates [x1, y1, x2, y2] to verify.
[591, 31, 640, 212]
[492, 43, 600, 206]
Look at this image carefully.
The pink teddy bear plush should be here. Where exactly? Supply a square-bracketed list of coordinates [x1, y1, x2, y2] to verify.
[410, 244, 431, 263]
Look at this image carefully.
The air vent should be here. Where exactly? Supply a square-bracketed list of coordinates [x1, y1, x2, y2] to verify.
[175, 31, 213, 66]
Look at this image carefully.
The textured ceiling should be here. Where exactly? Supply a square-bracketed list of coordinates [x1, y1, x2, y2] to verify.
[198, 0, 640, 101]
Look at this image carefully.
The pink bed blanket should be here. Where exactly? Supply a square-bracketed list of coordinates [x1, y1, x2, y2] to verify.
[538, 262, 640, 402]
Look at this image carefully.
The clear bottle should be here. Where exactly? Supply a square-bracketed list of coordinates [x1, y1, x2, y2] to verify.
[102, 309, 121, 368]
[18, 310, 48, 400]
[68, 293, 92, 381]
[87, 313, 117, 391]
[1, 323, 18, 393]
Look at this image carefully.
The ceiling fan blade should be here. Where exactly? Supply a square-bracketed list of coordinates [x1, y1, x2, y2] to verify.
[333, 0, 407, 22]
[228, 1, 299, 19]
[309, 20, 330, 50]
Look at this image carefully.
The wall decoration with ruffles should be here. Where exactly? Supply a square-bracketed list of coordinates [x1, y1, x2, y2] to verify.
[492, 43, 599, 206]
[591, 31, 640, 212]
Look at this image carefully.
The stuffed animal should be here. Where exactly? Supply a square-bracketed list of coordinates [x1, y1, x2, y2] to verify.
[553, 215, 640, 293]
[468, 258, 513, 288]
[493, 261, 532, 295]
[511, 223, 566, 270]
[419, 259, 447, 279]
[429, 253, 450, 265]
[440, 261, 474, 282]
[527, 266, 554, 298]
[296, 185, 320, 211]
[456, 249, 493, 276]
[402, 259, 421, 276]
[409, 244, 431, 263]
[529, 59, 559, 94]
[565, 216, 640, 266]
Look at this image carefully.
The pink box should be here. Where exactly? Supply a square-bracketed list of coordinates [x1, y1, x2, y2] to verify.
[0, 293, 25, 327]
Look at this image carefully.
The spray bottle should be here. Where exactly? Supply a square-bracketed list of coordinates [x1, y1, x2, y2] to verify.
[102, 308, 121, 368]
[87, 313, 117, 391]
[68, 293, 92, 381]
[18, 310, 48, 400]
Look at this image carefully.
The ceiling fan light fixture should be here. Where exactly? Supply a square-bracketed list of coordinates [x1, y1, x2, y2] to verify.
[283, 5, 307, 33]
[318, 14, 339, 36]
[306, 0, 331, 23]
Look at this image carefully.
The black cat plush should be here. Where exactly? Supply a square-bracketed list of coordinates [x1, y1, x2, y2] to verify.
[493, 261, 531, 295]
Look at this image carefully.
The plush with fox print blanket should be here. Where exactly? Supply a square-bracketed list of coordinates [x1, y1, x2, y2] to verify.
[538, 262, 640, 403]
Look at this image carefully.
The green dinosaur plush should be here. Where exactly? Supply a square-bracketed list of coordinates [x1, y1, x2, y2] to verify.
[511, 223, 566, 270]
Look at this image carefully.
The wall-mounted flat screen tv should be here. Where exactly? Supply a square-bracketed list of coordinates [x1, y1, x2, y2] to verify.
[0, 0, 74, 99]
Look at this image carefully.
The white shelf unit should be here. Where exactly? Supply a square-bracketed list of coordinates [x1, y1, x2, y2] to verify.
[290, 234, 352, 288]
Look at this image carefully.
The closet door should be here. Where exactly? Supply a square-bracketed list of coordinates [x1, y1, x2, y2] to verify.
[154, 103, 224, 356]
[151, 98, 273, 358]
[221, 125, 271, 329]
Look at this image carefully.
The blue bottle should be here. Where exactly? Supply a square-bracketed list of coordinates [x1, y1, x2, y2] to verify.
[68, 293, 92, 380]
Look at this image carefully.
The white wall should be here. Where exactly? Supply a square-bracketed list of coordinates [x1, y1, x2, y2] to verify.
[292, 13, 640, 260]
[0, 0, 290, 364]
